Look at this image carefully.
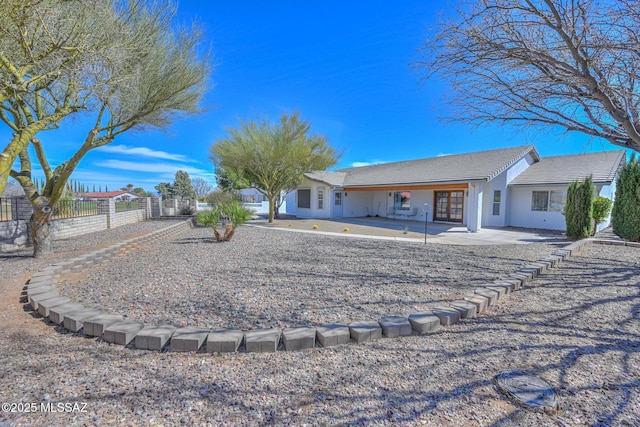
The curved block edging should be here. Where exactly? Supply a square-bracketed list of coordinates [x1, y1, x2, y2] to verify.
[27, 230, 618, 354]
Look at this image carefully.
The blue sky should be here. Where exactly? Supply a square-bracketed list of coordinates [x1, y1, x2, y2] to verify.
[4, 1, 627, 193]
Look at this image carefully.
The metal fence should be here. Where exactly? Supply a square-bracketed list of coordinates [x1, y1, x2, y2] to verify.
[53, 200, 98, 219]
[115, 200, 140, 212]
[0, 197, 19, 221]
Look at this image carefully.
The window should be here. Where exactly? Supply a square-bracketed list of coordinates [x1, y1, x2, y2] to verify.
[298, 189, 311, 209]
[493, 190, 501, 216]
[394, 191, 411, 210]
[549, 191, 565, 212]
[317, 189, 324, 209]
[334, 192, 342, 206]
[531, 190, 565, 212]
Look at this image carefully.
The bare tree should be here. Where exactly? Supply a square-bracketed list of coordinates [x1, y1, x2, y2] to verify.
[2, 0, 211, 256]
[415, 0, 640, 153]
[191, 177, 215, 200]
[1, 179, 23, 197]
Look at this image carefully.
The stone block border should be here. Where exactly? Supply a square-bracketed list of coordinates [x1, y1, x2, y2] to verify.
[24, 222, 636, 354]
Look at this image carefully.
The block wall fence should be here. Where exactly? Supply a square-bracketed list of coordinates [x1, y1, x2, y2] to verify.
[0, 196, 191, 253]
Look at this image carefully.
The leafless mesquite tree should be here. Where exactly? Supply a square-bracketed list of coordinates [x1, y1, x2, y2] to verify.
[415, 0, 640, 153]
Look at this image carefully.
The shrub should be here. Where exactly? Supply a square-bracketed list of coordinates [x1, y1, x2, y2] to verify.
[565, 176, 594, 239]
[612, 154, 640, 241]
[204, 190, 241, 209]
[591, 196, 613, 234]
[195, 201, 253, 242]
[179, 205, 195, 215]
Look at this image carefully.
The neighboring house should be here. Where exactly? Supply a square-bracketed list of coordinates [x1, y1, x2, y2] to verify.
[83, 191, 140, 201]
[239, 188, 287, 215]
[285, 145, 626, 232]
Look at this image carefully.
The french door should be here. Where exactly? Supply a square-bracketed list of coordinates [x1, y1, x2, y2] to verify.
[434, 191, 464, 222]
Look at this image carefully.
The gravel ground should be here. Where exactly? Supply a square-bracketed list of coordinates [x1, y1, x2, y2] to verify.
[0, 221, 639, 426]
[59, 226, 568, 330]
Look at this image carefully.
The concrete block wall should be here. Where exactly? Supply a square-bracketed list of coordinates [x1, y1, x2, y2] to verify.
[0, 220, 30, 252]
[0, 195, 174, 252]
[50, 215, 108, 240]
[24, 223, 630, 355]
[110, 209, 147, 229]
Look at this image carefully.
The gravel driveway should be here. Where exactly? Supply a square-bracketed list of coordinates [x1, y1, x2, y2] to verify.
[0, 221, 638, 426]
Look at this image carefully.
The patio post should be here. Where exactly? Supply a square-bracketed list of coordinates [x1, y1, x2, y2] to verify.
[423, 203, 430, 244]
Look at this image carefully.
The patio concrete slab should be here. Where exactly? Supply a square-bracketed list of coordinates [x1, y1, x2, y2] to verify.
[206, 328, 244, 353]
[135, 325, 176, 351]
[48, 303, 85, 325]
[450, 300, 478, 319]
[245, 328, 281, 353]
[378, 315, 412, 338]
[104, 320, 144, 346]
[349, 320, 382, 343]
[83, 314, 125, 337]
[408, 312, 440, 334]
[474, 288, 499, 306]
[316, 324, 351, 347]
[63, 309, 102, 332]
[431, 306, 461, 326]
[464, 294, 488, 314]
[170, 326, 210, 352]
[37, 296, 71, 318]
[282, 326, 317, 351]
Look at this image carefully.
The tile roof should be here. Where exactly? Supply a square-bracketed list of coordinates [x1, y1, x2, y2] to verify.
[304, 171, 347, 187]
[305, 145, 539, 188]
[509, 150, 625, 186]
[83, 190, 138, 198]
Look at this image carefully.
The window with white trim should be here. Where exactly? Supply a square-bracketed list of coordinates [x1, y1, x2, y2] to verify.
[317, 189, 324, 209]
[531, 190, 565, 212]
[298, 189, 311, 209]
[492, 190, 501, 216]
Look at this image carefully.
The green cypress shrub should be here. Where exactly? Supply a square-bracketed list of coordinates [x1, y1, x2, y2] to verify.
[612, 154, 640, 241]
[592, 196, 613, 234]
[565, 176, 594, 239]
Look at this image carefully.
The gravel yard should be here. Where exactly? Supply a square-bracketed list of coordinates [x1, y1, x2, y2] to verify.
[59, 225, 567, 330]
[1, 221, 639, 426]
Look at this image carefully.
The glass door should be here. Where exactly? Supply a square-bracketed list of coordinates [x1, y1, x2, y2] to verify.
[434, 191, 464, 222]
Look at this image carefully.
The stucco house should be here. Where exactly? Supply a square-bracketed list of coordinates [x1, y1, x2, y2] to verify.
[83, 190, 140, 201]
[285, 145, 626, 232]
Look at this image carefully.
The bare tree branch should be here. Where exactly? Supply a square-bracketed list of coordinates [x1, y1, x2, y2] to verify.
[416, 0, 640, 152]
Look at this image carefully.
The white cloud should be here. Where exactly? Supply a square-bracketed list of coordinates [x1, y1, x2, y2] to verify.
[96, 159, 213, 176]
[97, 144, 194, 162]
[350, 160, 388, 168]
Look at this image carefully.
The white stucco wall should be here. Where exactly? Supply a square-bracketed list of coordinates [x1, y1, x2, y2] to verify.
[342, 190, 373, 217]
[508, 185, 568, 230]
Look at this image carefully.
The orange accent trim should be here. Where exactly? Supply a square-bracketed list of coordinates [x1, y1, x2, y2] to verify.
[343, 183, 469, 192]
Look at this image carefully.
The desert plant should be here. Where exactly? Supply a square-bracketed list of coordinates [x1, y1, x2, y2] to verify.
[591, 196, 613, 235]
[179, 205, 195, 215]
[195, 201, 252, 242]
